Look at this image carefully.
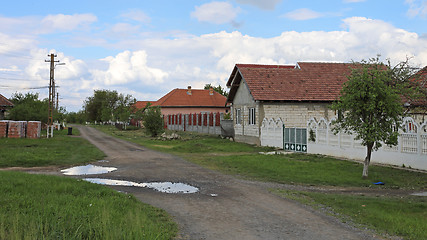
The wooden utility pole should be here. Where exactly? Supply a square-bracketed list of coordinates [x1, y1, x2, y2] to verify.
[45, 54, 59, 138]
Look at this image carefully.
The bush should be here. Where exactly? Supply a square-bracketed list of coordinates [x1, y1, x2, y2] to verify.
[143, 106, 164, 137]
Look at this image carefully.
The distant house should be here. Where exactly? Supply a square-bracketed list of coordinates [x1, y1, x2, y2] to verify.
[225, 63, 353, 145]
[135, 86, 229, 116]
[133, 101, 157, 111]
[0, 94, 13, 120]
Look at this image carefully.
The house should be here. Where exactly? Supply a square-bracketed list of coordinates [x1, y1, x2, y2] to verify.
[225, 63, 353, 145]
[136, 86, 230, 116]
[0, 94, 14, 120]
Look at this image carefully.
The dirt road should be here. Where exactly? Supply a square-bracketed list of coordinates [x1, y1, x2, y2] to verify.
[72, 125, 377, 240]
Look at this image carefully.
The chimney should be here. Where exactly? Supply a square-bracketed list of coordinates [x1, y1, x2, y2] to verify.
[209, 87, 214, 95]
[187, 86, 192, 95]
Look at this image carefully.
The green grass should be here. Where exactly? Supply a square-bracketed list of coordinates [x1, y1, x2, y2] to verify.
[0, 128, 106, 167]
[193, 153, 427, 189]
[273, 189, 427, 240]
[0, 171, 177, 239]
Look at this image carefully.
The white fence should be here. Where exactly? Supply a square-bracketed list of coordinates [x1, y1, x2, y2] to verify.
[260, 118, 283, 148]
[307, 117, 427, 170]
[259, 116, 427, 170]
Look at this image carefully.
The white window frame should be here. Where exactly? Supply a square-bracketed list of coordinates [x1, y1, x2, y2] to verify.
[236, 108, 242, 125]
[249, 107, 256, 125]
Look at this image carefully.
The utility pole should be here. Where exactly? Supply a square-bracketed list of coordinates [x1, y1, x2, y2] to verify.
[56, 92, 59, 111]
[45, 54, 59, 138]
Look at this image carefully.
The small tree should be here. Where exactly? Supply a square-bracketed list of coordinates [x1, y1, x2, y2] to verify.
[143, 105, 164, 137]
[204, 84, 229, 97]
[8, 92, 48, 123]
[331, 57, 418, 178]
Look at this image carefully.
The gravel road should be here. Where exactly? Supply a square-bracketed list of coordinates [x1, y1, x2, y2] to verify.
[72, 125, 378, 240]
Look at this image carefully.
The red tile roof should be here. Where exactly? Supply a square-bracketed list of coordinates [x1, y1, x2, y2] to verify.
[227, 62, 354, 102]
[133, 101, 156, 110]
[0, 94, 13, 108]
[153, 88, 227, 108]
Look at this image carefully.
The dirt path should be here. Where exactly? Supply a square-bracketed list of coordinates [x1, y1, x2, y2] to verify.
[67, 126, 378, 240]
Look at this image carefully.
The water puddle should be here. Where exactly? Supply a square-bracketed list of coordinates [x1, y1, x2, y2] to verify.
[411, 192, 427, 196]
[61, 164, 117, 175]
[83, 178, 198, 194]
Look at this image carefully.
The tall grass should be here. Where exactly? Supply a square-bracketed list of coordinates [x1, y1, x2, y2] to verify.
[0, 171, 177, 239]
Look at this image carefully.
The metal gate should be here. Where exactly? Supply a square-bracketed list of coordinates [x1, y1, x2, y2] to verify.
[284, 127, 307, 152]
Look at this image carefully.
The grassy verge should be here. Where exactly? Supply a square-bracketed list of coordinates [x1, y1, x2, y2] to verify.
[0, 128, 105, 167]
[93, 125, 427, 239]
[0, 171, 177, 239]
[272, 190, 427, 240]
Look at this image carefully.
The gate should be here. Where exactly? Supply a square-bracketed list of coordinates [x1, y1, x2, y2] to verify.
[284, 127, 307, 152]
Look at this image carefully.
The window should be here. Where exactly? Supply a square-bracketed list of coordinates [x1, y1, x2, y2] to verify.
[236, 108, 242, 125]
[249, 108, 255, 125]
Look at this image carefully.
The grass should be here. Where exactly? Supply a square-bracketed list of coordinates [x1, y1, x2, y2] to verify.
[0, 171, 177, 239]
[93, 125, 427, 239]
[273, 190, 427, 240]
[0, 128, 106, 167]
[1, 126, 178, 239]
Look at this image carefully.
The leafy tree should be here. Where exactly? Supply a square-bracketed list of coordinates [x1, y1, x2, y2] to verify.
[7, 92, 48, 123]
[143, 105, 164, 137]
[84, 90, 136, 123]
[331, 57, 419, 178]
[204, 84, 229, 97]
[64, 110, 87, 124]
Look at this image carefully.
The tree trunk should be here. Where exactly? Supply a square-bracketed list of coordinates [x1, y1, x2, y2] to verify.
[362, 143, 373, 179]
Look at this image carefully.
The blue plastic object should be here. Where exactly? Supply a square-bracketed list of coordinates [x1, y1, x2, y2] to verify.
[373, 182, 385, 185]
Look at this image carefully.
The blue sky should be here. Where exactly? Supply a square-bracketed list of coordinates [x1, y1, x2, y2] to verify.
[1, 0, 427, 111]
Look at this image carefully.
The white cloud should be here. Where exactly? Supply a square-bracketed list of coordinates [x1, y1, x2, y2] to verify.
[405, 0, 427, 18]
[191, 2, 241, 25]
[120, 9, 151, 23]
[91, 50, 168, 86]
[40, 13, 97, 33]
[235, 0, 282, 10]
[282, 8, 323, 20]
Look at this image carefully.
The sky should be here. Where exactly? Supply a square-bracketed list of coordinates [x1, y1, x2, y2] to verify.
[1, 0, 427, 112]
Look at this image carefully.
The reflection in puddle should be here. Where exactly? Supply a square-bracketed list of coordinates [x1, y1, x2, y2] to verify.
[84, 178, 198, 194]
[61, 164, 117, 175]
[411, 192, 427, 196]
[145, 182, 199, 194]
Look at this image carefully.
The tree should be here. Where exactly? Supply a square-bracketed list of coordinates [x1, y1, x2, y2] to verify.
[204, 84, 229, 97]
[331, 57, 418, 178]
[7, 92, 48, 123]
[84, 90, 136, 123]
[143, 105, 164, 137]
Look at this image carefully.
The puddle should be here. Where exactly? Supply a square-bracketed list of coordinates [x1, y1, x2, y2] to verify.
[61, 164, 117, 175]
[83, 178, 198, 194]
[145, 182, 199, 194]
[411, 192, 427, 196]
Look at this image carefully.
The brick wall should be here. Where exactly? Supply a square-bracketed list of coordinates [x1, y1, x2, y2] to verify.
[27, 121, 42, 139]
[0, 120, 8, 138]
[8, 121, 26, 138]
[0, 121, 42, 139]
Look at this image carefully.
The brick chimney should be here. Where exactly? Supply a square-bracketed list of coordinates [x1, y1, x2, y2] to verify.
[209, 87, 214, 95]
[187, 86, 192, 95]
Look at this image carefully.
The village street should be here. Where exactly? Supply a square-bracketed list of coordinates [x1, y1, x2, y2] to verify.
[69, 125, 376, 240]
